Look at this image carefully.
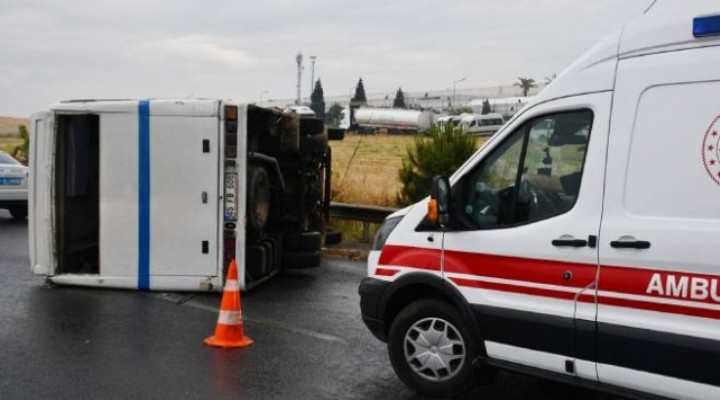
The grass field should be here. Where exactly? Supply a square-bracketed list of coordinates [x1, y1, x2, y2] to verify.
[0, 116, 29, 136]
[329, 134, 416, 207]
[0, 116, 28, 155]
[328, 132, 488, 241]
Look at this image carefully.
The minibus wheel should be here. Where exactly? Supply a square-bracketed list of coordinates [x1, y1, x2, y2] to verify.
[247, 166, 270, 232]
[388, 299, 479, 397]
[9, 206, 27, 220]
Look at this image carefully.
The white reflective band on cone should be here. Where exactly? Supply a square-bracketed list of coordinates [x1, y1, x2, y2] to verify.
[224, 279, 240, 291]
[217, 310, 242, 325]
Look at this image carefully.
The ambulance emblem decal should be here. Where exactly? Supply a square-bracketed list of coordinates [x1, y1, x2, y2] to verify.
[702, 115, 720, 186]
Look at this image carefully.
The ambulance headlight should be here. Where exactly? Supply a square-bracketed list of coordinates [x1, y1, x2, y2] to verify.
[372, 216, 403, 251]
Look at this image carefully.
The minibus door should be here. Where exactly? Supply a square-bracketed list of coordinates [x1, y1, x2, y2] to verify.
[29, 112, 54, 276]
[149, 115, 219, 278]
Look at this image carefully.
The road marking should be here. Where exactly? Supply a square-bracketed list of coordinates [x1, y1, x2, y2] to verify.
[155, 294, 347, 345]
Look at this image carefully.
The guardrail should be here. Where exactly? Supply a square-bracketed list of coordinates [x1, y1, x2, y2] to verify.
[328, 202, 398, 242]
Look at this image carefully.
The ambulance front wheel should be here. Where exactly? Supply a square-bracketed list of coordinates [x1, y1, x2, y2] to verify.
[388, 299, 480, 398]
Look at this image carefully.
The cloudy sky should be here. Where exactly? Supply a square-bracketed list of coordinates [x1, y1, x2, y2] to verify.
[1, 0, 653, 117]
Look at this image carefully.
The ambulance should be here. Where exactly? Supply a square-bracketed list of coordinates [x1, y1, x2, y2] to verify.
[360, 2, 720, 399]
[29, 99, 341, 291]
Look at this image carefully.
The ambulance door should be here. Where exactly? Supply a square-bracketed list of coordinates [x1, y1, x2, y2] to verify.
[597, 45, 720, 397]
[149, 113, 219, 278]
[441, 93, 610, 379]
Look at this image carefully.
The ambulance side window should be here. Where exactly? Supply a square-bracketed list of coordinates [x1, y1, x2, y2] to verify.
[456, 110, 593, 230]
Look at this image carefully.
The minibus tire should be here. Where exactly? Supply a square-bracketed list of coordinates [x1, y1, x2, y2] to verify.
[282, 251, 321, 269]
[283, 231, 321, 252]
[324, 229, 342, 246]
[9, 206, 27, 220]
[299, 117, 325, 136]
[299, 133, 328, 153]
[247, 166, 270, 232]
[388, 299, 479, 397]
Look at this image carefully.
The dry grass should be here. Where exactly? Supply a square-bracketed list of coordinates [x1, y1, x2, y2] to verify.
[0, 116, 28, 155]
[328, 133, 416, 242]
[0, 116, 29, 136]
[329, 133, 416, 207]
[327, 133, 488, 242]
[0, 136, 23, 154]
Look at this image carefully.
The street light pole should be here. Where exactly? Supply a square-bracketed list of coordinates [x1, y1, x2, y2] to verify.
[452, 77, 467, 115]
[309, 56, 317, 95]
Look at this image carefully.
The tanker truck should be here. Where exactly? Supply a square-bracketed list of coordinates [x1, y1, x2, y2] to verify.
[340, 107, 435, 134]
[28, 99, 342, 291]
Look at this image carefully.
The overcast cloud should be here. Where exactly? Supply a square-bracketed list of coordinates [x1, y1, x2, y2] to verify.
[0, 0, 652, 117]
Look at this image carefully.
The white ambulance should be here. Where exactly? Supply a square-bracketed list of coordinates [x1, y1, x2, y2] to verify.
[360, 2, 720, 399]
[29, 99, 341, 291]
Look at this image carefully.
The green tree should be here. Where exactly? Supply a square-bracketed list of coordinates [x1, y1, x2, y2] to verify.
[392, 87, 407, 108]
[514, 77, 537, 97]
[481, 99, 491, 114]
[310, 79, 326, 120]
[12, 125, 29, 164]
[453, 106, 473, 116]
[326, 103, 344, 127]
[396, 123, 477, 206]
[351, 77, 367, 106]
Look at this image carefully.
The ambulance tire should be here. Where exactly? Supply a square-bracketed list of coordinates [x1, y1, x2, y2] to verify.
[282, 251, 321, 269]
[388, 299, 480, 398]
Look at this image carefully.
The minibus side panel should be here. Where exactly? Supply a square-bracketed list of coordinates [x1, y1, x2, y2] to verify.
[149, 115, 219, 278]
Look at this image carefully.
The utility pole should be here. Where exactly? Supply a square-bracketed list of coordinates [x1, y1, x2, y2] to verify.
[296, 52, 303, 105]
[452, 76, 467, 114]
[309, 55, 317, 95]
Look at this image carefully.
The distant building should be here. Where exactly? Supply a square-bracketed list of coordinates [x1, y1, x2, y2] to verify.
[468, 97, 534, 119]
[260, 85, 543, 115]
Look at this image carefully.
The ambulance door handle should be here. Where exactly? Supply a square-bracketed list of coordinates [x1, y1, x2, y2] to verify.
[610, 240, 651, 249]
[552, 238, 587, 247]
[201, 191, 208, 204]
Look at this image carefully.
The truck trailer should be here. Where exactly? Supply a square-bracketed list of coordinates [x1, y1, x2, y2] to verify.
[29, 99, 342, 291]
[340, 107, 435, 134]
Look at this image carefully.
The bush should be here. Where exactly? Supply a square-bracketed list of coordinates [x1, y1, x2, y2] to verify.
[12, 125, 29, 164]
[396, 123, 477, 206]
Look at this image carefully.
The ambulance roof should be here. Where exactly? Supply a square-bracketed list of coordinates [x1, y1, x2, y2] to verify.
[530, 0, 720, 108]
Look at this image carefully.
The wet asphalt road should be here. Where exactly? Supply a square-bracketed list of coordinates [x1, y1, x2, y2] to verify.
[0, 210, 622, 400]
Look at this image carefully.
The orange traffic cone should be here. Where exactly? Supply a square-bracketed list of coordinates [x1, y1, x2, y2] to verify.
[204, 259, 254, 348]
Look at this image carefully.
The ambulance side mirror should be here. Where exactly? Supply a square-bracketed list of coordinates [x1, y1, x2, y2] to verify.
[429, 176, 451, 228]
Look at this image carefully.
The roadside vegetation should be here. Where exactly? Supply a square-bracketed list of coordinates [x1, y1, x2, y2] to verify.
[329, 129, 488, 241]
[0, 120, 29, 164]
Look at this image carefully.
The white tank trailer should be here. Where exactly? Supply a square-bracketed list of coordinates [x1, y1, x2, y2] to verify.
[347, 107, 435, 134]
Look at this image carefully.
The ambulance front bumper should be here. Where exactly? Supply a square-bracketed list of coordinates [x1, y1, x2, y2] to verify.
[358, 277, 390, 342]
